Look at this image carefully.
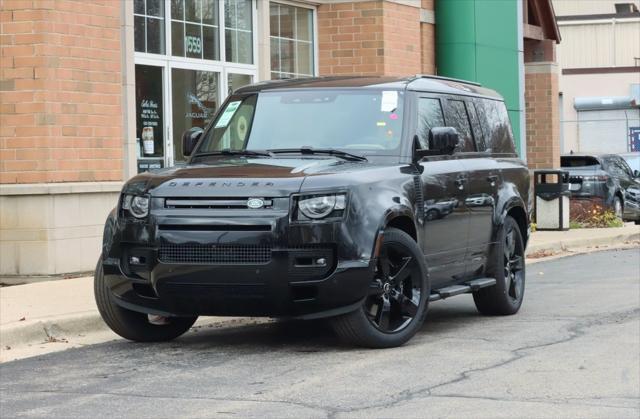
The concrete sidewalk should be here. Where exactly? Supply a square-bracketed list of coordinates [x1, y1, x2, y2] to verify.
[1, 224, 639, 361]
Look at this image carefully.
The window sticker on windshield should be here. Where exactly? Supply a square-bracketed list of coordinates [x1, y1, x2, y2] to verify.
[215, 101, 241, 128]
[376, 121, 386, 127]
[381, 91, 398, 112]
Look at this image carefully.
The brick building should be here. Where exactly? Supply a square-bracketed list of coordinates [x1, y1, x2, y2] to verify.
[0, 0, 560, 275]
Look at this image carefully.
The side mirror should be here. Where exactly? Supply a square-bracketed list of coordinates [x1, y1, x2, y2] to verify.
[182, 127, 203, 157]
[634, 169, 640, 178]
[429, 127, 460, 154]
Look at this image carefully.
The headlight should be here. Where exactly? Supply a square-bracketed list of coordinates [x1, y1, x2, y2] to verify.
[121, 194, 149, 218]
[297, 193, 347, 220]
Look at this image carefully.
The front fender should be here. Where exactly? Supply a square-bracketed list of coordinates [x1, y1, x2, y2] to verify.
[101, 207, 118, 259]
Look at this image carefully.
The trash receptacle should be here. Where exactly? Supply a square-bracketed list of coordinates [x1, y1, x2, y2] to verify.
[534, 169, 570, 231]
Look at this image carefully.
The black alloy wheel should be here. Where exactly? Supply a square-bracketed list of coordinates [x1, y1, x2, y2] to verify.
[331, 228, 429, 348]
[503, 222, 525, 302]
[365, 243, 422, 333]
[473, 215, 526, 315]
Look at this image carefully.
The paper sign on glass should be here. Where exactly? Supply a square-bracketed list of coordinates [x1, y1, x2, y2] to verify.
[215, 101, 241, 128]
[381, 91, 398, 112]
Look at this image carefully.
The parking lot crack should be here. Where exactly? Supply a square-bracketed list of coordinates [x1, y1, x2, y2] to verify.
[336, 307, 640, 415]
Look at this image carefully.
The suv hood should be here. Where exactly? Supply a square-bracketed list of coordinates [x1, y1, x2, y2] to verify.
[122, 157, 385, 197]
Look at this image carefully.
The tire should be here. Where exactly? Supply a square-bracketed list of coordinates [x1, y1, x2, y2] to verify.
[94, 259, 197, 342]
[330, 228, 430, 348]
[473, 216, 526, 315]
[613, 196, 623, 220]
[425, 209, 439, 221]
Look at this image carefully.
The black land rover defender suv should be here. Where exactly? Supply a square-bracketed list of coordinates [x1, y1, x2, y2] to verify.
[96, 76, 531, 348]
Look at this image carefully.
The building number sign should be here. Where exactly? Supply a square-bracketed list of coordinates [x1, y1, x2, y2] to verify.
[186, 35, 202, 54]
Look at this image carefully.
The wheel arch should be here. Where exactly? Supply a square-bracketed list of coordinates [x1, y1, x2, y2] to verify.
[505, 204, 529, 248]
[371, 206, 418, 258]
[386, 214, 418, 241]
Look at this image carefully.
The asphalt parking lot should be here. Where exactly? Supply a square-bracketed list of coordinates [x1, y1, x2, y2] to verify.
[1, 248, 639, 418]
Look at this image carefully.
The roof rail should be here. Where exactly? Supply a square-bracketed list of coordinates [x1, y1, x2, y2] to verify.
[411, 74, 482, 87]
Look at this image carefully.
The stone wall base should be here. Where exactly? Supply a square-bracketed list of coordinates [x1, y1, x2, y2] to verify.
[0, 183, 121, 275]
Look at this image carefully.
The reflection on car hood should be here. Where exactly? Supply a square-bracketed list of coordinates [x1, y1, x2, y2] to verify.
[122, 157, 385, 197]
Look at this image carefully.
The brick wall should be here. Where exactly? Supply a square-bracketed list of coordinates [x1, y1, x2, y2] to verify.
[420, 0, 435, 74]
[0, 0, 123, 184]
[525, 64, 560, 169]
[317, 0, 428, 77]
[317, 1, 385, 76]
[382, 1, 421, 76]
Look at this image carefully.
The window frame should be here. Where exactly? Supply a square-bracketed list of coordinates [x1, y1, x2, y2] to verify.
[269, 0, 319, 79]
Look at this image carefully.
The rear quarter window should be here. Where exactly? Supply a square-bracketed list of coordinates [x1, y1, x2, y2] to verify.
[560, 156, 601, 167]
[478, 100, 516, 155]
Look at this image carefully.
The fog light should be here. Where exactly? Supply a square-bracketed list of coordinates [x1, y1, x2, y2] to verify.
[316, 258, 327, 266]
[129, 256, 144, 265]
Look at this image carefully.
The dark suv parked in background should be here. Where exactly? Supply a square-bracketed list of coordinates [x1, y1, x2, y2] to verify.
[561, 154, 640, 223]
[95, 76, 531, 348]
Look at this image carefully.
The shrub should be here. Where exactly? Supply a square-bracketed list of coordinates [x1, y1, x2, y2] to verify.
[571, 202, 623, 228]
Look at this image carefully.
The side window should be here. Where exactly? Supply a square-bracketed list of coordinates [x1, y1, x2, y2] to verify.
[447, 99, 476, 152]
[417, 97, 445, 149]
[606, 157, 631, 180]
[480, 100, 516, 154]
[617, 157, 634, 178]
[468, 101, 485, 151]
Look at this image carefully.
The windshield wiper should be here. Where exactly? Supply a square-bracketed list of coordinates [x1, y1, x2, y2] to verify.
[194, 149, 274, 158]
[267, 147, 367, 162]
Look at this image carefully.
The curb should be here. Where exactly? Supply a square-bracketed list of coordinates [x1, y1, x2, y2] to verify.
[1, 312, 108, 348]
[0, 311, 263, 350]
[525, 230, 640, 256]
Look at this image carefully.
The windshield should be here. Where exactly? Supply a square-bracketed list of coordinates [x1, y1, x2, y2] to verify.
[196, 89, 405, 155]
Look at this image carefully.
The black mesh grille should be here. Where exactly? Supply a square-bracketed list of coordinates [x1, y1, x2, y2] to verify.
[159, 244, 271, 265]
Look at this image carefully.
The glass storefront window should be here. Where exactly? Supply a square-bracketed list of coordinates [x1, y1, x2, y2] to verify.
[135, 65, 165, 163]
[171, 0, 220, 60]
[227, 73, 252, 95]
[172, 69, 220, 161]
[134, 0, 166, 54]
[270, 3, 314, 79]
[225, 0, 253, 64]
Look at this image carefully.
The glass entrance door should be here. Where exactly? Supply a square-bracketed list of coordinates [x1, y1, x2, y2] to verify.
[171, 68, 220, 162]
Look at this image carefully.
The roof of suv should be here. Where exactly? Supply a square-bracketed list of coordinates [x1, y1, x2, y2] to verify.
[234, 75, 503, 100]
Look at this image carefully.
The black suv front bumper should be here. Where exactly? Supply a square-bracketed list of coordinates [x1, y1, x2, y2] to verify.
[101, 212, 374, 319]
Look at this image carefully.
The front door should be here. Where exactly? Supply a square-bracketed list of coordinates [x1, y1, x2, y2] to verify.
[415, 95, 469, 288]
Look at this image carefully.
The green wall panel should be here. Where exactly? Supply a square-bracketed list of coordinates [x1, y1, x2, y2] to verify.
[436, 0, 524, 155]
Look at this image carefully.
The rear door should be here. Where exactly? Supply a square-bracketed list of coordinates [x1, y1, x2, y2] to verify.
[443, 97, 500, 277]
[415, 94, 469, 288]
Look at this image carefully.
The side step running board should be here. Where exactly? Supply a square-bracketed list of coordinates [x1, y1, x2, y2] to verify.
[429, 277, 496, 302]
